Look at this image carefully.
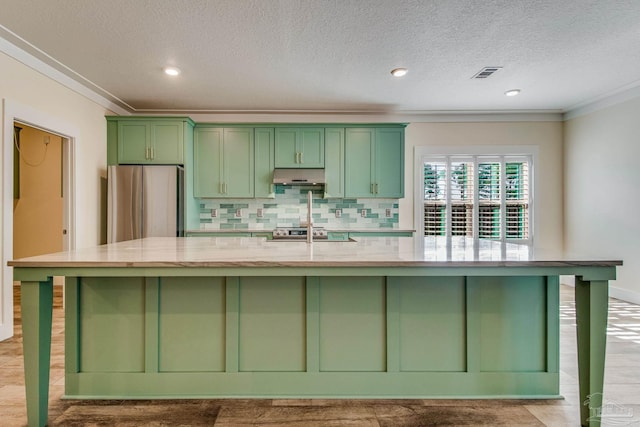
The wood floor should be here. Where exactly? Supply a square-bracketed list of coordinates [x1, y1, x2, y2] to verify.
[1, 285, 640, 426]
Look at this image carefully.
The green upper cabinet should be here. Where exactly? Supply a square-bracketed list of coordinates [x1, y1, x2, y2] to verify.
[254, 128, 275, 198]
[274, 128, 325, 168]
[324, 128, 345, 198]
[194, 127, 254, 198]
[117, 120, 185, 164]
[345, 127, 404, 198]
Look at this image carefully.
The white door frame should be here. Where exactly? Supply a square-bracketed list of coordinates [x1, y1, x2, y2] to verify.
[1, 98, 77, 341]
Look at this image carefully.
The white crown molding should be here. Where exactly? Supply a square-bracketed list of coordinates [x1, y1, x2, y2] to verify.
[564, 80, 640, 120]
[0, 27, 131, 116]
[146, 110, 563, 124]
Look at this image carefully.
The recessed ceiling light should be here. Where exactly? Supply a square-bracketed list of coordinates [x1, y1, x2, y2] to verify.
[164, 67, 181, 76]
[390, 68, 408, 77]
[505, 89, 521, 97]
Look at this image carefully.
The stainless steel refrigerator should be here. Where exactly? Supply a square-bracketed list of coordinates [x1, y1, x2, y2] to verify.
[107, 165, 184, 243]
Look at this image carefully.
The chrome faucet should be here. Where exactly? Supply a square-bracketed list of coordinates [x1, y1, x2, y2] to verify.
[306, 190, 313, 243]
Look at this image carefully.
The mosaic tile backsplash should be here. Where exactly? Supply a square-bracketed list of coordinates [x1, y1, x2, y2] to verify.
[198, 185, 399, 230]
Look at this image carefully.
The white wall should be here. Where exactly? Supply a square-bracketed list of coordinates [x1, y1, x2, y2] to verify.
[401, 121, 564, 251]
[1, 52, 114, 246]
[565, 96, 640, 303]
[1, 51, 114, 340]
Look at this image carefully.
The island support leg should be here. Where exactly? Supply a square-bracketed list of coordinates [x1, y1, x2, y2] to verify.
[574, 277, 608, 427]
[21, 280, 53, 427]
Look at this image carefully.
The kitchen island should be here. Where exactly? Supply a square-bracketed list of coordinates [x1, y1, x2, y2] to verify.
[10, 236, 621, 427]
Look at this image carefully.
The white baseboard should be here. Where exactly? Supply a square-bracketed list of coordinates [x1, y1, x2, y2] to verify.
[609, 286, 640, 305]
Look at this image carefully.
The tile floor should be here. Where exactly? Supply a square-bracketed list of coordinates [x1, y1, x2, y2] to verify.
[1, 285, 639, 426]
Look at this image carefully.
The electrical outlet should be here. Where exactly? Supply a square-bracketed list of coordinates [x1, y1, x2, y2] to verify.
[335, 209, 341, 218]
[210, 208, 217, 218]
[257, 208, 264, 218]
[235, 208, 242, 218]
[361, 209, 367, 218]
[385, 208, 391, 218]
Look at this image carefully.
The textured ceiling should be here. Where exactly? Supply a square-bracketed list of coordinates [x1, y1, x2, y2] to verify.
[1, 0, 640, 113]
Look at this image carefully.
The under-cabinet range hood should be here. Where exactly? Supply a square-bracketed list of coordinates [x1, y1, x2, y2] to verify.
[273, 168, 325, 185]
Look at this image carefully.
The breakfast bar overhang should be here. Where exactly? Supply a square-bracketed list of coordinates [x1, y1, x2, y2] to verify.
[9, 236, 622, 427]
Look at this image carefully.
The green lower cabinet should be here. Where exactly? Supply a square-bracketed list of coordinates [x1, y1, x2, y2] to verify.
[66, 274, 559, 398]
[328, 231, 413, 240]
[327, 232, 350, 241]
[349, 231, 413, 238]
[185, 232, 252, 237]
[185, 232, 271, 238]
[251, 232, 273, 240]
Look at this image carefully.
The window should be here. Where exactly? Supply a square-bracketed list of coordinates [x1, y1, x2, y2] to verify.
[423, 155, 531, 242]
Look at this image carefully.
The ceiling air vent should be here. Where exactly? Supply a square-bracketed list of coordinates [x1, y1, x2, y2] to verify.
[472, 66, 503, 79]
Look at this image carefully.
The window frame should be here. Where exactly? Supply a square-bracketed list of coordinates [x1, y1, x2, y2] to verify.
[414, 145, 537, 245]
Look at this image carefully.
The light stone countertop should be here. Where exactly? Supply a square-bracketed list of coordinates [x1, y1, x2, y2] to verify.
[8, 236, 622, 268]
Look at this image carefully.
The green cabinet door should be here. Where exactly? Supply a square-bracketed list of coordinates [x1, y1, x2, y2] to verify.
[324, 128, 344, 198]
[374, 128, 404, 198]
[255, 128, 275, 198]
[345, 127, 404, 198]
[223, 128, 254, 198]
[117, 120, 185, 164]
[151, 121, 184, 164]
[118, 121, 149, 163]
[274, 128, 298, 167]
[194, 128, 223, 197]
[193, 127, 254, 198]
[345, 128, 375, 197]
[274, 128, 324, 168]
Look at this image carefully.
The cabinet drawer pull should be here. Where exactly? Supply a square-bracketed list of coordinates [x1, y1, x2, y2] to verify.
[150, 147, 155, 160]
[300, 152, 304, 163]
[374, 183, 378, 194]
[145, 147, 149, 159]
[370, 183, 374, 194]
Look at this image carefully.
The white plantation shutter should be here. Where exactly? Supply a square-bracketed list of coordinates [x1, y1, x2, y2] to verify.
[505, 158, 530, 240]
[423, 155, 531, 242]
[423, 161, 446, 236]
[477, 160, 501, 240]
[450, 161, 474, 236]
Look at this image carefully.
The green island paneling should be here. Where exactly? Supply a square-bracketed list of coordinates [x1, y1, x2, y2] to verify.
[398, 276, 466, 372]
[319, 277, 386, 372]
[238, 277, 306, 371]
[474, 276, 547, 372]
[79, 277, 145, 372]
[62, 272, 561, 398]
[158, 277, 225, 372]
